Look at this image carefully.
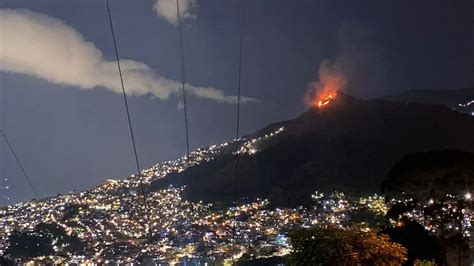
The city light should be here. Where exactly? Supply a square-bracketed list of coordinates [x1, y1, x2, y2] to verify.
[1, 126, 471, 264]
[465, 192, 472, 200]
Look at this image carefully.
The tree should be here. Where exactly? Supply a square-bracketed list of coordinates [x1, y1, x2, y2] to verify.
[0, 256, 14, 265]
[381, 150, 473, 265]
[62, 203, 88, 221]
[288, 226, 407, 265]
[6, 222, 85, 259]
[383, 218, 442, 265]
[34, 222, 85, 255]
[6, 229, 54, 258]
[347, 207, 387, 227]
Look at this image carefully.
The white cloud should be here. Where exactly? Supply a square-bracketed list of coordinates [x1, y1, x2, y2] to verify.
[153, 0, 197, 25]
[0, 8, 254, 104]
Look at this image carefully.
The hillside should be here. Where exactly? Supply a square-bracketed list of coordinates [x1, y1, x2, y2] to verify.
[381, 88, 474, 115]
[2, 91, 474, 263]
[381, 150, 474, 199]
[150, 92, 474, 206]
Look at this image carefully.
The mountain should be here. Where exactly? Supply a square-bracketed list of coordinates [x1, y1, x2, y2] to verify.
[380, 88, 474, 115]
[150, 92, 474, 206]
[381, 150, 474, 199]
[2, 90, 473, 263]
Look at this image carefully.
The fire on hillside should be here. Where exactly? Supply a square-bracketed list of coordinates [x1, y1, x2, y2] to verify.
[304, 62, 346, 109]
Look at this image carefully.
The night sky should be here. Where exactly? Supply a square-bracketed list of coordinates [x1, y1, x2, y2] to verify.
[1, 0, 473, 204]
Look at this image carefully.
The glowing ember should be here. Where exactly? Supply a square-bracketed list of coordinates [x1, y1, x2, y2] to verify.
[317, 94, 336, 108]
[304, 64, 345, 109]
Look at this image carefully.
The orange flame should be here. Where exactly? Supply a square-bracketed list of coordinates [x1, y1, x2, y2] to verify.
[305, 74, 345, 108]
[317, 94, 336, 108]
[305, 64, 346, 109]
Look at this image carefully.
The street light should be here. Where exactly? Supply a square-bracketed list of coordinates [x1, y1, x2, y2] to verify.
[465, 192, 471, 200]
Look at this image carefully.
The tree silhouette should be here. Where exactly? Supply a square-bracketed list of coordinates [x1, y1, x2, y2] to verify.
[288, 226, 407, 265]
[381, 150, 473, 265]
[6, 222, 85, 259]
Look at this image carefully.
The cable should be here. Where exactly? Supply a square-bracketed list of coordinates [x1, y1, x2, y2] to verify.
[176, 0, 191, 164]
[235, 0, 245, 143]
[0, 129, 39, 200]
[176, 0, 192, 205]
[105, 0, 148, 211]
[232, 0, 246, 246]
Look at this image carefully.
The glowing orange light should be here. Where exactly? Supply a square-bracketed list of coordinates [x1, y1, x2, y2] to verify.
[304, 66, 345, 109]
[303, 61, 348, 108]
[316, 94, 335, 108]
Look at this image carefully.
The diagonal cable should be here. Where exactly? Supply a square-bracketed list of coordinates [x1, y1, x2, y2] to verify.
[176, 0, 193, 209]
[232, 0, 246, 245]
[105, 0, 148, 210]
[0, 129, 39, 200]
[176, 0, 191, 164]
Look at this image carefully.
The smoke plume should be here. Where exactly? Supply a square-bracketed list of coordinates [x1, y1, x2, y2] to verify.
[305, 25, 386, 106]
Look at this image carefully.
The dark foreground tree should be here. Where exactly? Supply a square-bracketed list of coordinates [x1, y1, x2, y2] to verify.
[0, 256, 14, 266]
[381, 150, 473, 265]
[383, 218, 442, 265]
[6, 222, 85, 259]
[6, 229, 54, 258]
[347, 206, 387, 227]
[288, 226, 407, 265]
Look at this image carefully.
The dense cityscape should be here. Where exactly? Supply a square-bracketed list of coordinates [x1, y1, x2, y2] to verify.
[1, 127, 472, 264]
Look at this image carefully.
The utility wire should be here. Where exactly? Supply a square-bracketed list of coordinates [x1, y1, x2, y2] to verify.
[0, 129, 39, 200]
[105, 0, 148, 211]
[235, 0, 245, 143]
[232, 0, 246, 246]
[176, 0, 193, 212]
[176, 0, 191, 164]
